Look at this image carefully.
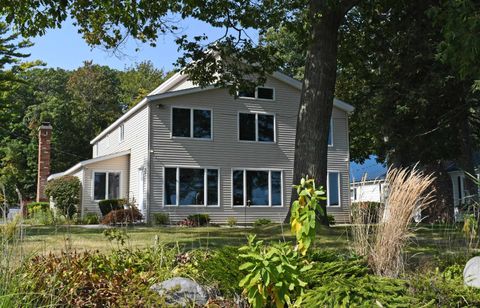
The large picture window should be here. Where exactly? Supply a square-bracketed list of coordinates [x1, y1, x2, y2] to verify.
[172, 107, 212, 139]
[238, 113, 275, 142]
[232, 169, 282, 206]
[94, 171, 121, 200]
[164, 167, 219, 206]
[327, 171, 340, 207]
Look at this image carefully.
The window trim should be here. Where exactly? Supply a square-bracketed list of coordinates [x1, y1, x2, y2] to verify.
[326, 171, 341, 207]
[231, 168, 284, 207]
[170, 106, 213, 141]
[119, 123, 125, 143]
[92, 170, 124, 202]
[237, 86, 276, 101]
[237, 112, 276, 143]
[163, 166, 220, 207]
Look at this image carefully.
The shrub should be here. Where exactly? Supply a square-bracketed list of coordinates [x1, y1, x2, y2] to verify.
[152, 213, 169, 225]
[227, 217, 237, 227]
[98, 199, 126, 216]
[101, 206, 142, 225]
[327, 214, 335, 225]
[27, 202, 49, 216]
[30, 208, 55, 225]
[187, 214, 210, 226]
[253, 218, 272, 228]
[45, 175, 81, 219]
[81, 213, 99, 225]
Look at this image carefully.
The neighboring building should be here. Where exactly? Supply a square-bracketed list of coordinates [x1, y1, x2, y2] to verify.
[48, 71, 354, 224]
[350, 157, 387, 203]
[444, 154, 480, 221]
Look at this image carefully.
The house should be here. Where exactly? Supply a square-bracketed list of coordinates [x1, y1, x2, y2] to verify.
[350, 157, 387, 203]
[47, 71, 354, 224]
[444, 154, 480, 221]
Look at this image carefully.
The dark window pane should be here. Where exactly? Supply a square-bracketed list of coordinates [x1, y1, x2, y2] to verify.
[165, 168, 177, 205]
[257, 87, 274, 100]
[207, 169, 218, 205]
[258, 114, 274, 142]
[328, 120, 333, 145]
[238, 87, 255, 98]
[108, 172, 120, 199]
[94, 173, 106, 200]
[179, 168, 204, 205]
[246, 171, 269, 205]
[239, 113, 256, 141]
[271, 171, 282, 206]
[328, 172, 340, 206]
[172, 108, 191, 137]
[193, 109, 211, 139]
[233, 170, 244, 205]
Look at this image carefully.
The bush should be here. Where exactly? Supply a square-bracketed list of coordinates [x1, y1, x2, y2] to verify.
[101, 206, 142, 225]
[187, 214, 210, 226]
[227, 217, 237, 227]
[30, 208, 55, 225]
[27, 202, 49, 216]
[327, 214, 335, 225]
[45, 176, 81, 219]
[98, 199, 126, 216]
[81, 213, 99, 225]
[253, 218, 272, 227]
[152, 213, 169, 225]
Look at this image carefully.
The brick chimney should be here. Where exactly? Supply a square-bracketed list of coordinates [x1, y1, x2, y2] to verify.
[36, 122, 52, 202]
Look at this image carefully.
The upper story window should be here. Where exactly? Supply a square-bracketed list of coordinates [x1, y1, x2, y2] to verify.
[239, 112, 275, 142]
[119, 124, 125, 142]
[172, 107, 212, 139]
[238, 86, 275, 100]
[94, 171, 121, 201]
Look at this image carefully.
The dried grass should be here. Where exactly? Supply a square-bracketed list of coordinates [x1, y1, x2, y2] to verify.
[369, 166, 435, 277]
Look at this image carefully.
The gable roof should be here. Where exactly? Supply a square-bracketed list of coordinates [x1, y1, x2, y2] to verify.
[90, 71, 355, 144]
[47, 150, 131, 180]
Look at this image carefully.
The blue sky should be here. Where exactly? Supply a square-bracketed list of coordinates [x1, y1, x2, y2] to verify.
[23, 18, 258, 71]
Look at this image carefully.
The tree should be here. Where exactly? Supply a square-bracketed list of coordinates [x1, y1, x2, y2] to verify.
[1, 0, 361, 224]
[119, 61, 171, 109]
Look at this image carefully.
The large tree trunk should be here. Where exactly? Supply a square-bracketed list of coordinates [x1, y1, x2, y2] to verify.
[422, 162, 454, 223]
[287, 1, 357, 225]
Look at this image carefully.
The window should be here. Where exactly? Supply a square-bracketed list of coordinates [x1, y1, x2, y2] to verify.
[164, 167, 219, 206]
[238, 113, 275, 142]
[328, 119, 333, 146]
[327, 172, 340, 206]
[119, 124, 125, 142]
[93, 171, 121, 200]
[238, 86, 275, 100]
[172, 107, 211, 139]
[232, 169, 282, 206]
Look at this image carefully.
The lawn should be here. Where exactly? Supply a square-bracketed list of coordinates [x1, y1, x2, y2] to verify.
[12, 222, 467, 257]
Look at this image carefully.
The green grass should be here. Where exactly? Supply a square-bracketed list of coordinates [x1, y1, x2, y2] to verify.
[8, 222, 470, 258]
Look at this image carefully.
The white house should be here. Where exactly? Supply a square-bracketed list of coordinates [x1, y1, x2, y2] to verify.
[47, 71, 354, 224]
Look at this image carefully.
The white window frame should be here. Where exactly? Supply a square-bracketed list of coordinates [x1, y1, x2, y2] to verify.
[119, 123, 125, 143]
[237, 112, 276, 143]
[327, 171, 341, 207]
[163, 166, 220, 207]
[328, 118, 333, 147]
[238, 86, 276, 101]
[231, 168, 283, 207]
[92, 170, 124, 201]
[170, 106, 213, 140]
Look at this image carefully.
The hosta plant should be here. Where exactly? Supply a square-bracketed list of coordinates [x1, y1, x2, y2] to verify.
[239, 235, 311, 308]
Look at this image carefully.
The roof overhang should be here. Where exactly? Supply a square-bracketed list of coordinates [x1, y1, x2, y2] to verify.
[47, 150, 130, 181]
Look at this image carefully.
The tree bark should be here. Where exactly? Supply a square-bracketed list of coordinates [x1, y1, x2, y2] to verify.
[287, 2, 349, 225]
